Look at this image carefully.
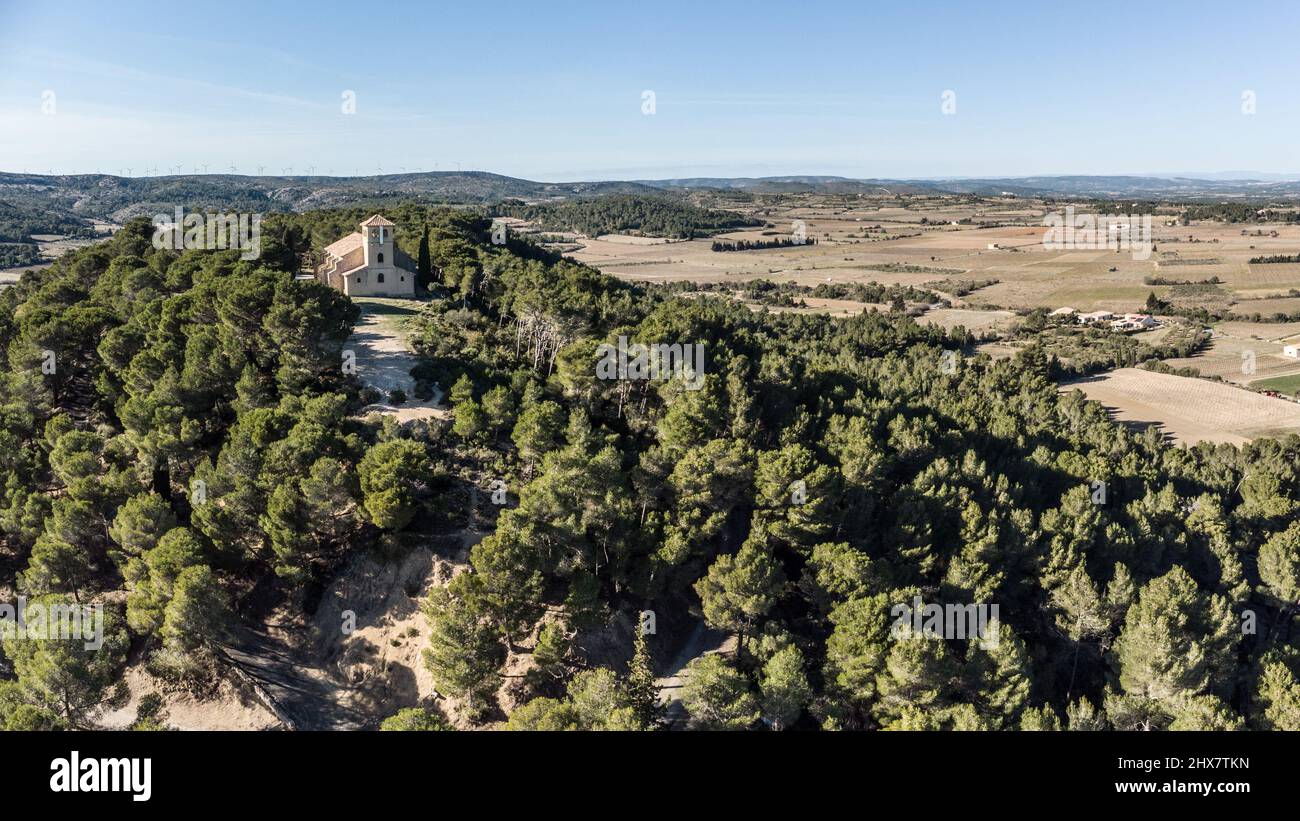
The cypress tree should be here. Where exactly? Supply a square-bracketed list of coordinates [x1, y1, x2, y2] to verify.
[417, 227, 431, 290]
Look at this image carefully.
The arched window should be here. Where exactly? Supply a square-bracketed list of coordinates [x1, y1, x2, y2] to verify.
[377, 253, 384, 263]
[377, 272, 385, 283]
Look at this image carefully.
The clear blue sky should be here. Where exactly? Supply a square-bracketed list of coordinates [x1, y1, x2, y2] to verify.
[2, 0, 1298, 180]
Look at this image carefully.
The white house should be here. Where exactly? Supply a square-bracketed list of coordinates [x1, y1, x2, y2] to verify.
[1284, 345, 1299, 358]
[1111, 314, 1160, 332]
[316, 215, 418, 298]
[1078, 310, 1115, 325]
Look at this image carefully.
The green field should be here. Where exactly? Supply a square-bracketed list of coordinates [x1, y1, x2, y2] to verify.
[1250, 372, 1300, 396]
[352, 296, 421, 315]
[352, 296, 424, 332]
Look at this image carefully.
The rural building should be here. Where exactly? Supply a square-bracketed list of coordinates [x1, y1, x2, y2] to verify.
[316, 215, 418, 298]
[1285, 345, 1299, 358]
[1111, 314, 1160, 332]
[1078, 310, 1115, 325]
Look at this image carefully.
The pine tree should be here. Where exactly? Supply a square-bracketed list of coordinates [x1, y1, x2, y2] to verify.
[1066, 697, 1108, 730]
[422, 579, 505, 712]
[680, 654, 758, 730]
[450, 373, 475, 406]
[1019, 704, 1062, 730]
[160, 564, 228, 660]
[1258, 522, 1300, 605]
[481, 385, 516, 442]
[625, 627, 661, 730]
[1166, 694, 1244, 730]
[822, 592, 895, 724]
[381, 706, 451, 731]
[1050, 565, 1107, 641]
[760, 644, 811, 730]
[873, 630, 958, 727]
[964, 621, 1030, 728]
[694, 533, 783, 646]
[1113, 567, 1237, 704]
[1, 598, 129, 728]
[1256, 660, 1300, 730]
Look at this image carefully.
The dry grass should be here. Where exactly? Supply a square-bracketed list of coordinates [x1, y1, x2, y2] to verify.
[561, 200, 1300, 320]
[1063, 368, 1300, 445]
[921, 308, 1017, 333]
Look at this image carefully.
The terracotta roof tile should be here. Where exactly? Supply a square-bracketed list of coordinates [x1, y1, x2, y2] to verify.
[323, 232, 364, 258]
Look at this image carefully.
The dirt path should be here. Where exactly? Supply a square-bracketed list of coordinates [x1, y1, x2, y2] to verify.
[654, 621, 732, 728]
[346, 298, 448, 422]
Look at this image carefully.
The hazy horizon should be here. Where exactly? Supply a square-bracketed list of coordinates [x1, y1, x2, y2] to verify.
[4, 167, 1300, 184]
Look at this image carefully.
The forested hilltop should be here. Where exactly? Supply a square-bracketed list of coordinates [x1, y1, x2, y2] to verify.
[495, 194, 763, 238]
[2, 204, 1300, 732]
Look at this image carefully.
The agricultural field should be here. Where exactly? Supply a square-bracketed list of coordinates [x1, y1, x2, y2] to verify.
[1231, 295, 1300, 316]
[759, 296, 889, 317]
[921, 307, 1017, 333]
[564, 195, 1300, 318]
[1250, 373, 1300, 397]
[1062, 367, 1300, 445]
[1161, 320, 1300, 385]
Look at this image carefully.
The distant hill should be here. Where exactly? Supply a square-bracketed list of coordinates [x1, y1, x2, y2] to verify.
[635, 176, 941, 195]
[498, 194, 762, 238]
[0, 170, 662, 233]
[637, 174, 1300, 199]
[5, 169, 1300, 241]
[918, 175, 1300, 199]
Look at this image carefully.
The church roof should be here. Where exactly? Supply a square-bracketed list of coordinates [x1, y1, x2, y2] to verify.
[360, 214, 395, 227]
[323, 231, 364, 258]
